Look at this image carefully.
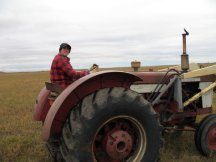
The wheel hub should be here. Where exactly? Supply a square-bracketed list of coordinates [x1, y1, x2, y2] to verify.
[93, 117, 146, 162]
[104, 130, 133, 159]
[208, 126, 216, 150]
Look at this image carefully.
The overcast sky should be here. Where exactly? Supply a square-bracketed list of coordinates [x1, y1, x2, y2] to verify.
[0, 0, 215, 72]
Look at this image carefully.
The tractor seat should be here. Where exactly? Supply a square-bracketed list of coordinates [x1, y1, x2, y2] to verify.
[45, 82, 64, 100]
[45, 82, 63, 93]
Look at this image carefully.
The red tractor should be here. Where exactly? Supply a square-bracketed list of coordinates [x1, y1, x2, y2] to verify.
[33, 31, 216, 162]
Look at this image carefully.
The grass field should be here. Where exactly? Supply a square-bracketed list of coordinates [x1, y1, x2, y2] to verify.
[0, 71, 215, 162]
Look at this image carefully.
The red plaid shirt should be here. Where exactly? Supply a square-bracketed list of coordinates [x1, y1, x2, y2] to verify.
[50, 54, 89, 88]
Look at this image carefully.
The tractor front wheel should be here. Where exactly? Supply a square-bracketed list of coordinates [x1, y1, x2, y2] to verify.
[194, 114, 216, 157]
[60, 87, 161, 162]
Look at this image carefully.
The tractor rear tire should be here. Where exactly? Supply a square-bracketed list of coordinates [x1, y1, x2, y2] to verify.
[60, 87, 161, 162]
[194, 114, 216, 157]
[46, 135, 64, 162]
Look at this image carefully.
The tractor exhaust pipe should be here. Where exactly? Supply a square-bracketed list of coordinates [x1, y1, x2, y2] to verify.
[181, 29, 189, 72]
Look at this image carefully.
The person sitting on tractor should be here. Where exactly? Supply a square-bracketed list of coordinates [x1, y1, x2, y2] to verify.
[50, 43, 90, 89]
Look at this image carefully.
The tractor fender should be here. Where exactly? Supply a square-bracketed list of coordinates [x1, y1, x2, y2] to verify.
[42, 71, 141, 141]
[33, 87, 50, 121]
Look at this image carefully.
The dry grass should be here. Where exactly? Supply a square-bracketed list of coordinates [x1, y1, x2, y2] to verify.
[0, 70, 215, 162]
[0, 72, 50, 162]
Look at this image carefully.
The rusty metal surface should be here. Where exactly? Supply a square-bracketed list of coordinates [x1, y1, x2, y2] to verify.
[42, 71, 142, 141]
[181, 29, 189, 71]
[159, 107, 212, 128]
[104, 130, 133, 159]
[208, 126, 216, 151]
[93, 117, 145, 161]
[169, 107, 212, 121]
[129, 71, 175, 84]
[152, 75, 178, 106]
[200, 74, 216, 82]
[33, 87, 50, 121]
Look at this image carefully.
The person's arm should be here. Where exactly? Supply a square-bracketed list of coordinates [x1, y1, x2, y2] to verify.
[58, 57, 89, 79]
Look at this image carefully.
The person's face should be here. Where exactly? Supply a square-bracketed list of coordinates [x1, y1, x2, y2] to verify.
[60, 48, 70, 56]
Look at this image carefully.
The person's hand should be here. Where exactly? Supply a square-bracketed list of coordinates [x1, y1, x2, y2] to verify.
[89, 64, 99, 73]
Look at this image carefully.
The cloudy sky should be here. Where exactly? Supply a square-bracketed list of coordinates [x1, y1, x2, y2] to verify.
[0, 0, 215, 72]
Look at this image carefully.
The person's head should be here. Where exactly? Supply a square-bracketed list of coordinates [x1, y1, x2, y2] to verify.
[59, 43, 71, 56]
